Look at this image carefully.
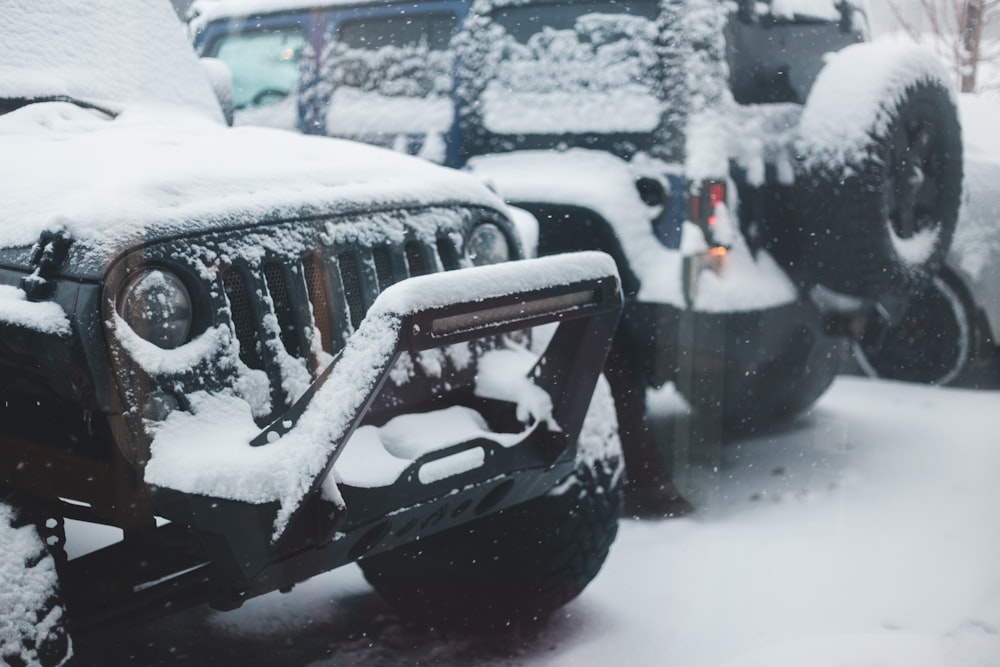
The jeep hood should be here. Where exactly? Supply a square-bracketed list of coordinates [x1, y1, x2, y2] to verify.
[0, 103, 507, 275]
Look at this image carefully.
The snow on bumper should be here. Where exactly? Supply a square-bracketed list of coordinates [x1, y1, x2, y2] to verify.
[144, 251, 622, 537]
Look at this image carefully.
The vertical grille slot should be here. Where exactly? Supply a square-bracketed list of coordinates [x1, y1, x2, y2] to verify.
[372, 246, 394, 292]
[222, 268, 263, 370]
[437, 236, 461, 270]
[405, 242, 427, 277]
[338, 252, 365, 331]
[263, 263, 298, 357]
[303, 253, 334, 354]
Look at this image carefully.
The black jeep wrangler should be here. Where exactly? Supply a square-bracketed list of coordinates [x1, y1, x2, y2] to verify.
[0, 3, 625, 664]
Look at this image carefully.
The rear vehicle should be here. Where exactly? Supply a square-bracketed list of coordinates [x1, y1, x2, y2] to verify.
[0, 2, 625, 663]
[192, 0, 963, 511]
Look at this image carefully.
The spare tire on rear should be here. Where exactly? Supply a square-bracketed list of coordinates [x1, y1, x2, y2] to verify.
[773, 43, 963, 300]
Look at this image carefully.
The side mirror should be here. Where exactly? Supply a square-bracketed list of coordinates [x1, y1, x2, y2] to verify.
[199, 57, 235, 126]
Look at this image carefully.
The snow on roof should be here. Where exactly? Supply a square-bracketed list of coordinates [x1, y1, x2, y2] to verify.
[0, 102, 506, 259]
[189, 0, 380, 29]
[1, 0, 223, 122]
[766, 0, 841, 21]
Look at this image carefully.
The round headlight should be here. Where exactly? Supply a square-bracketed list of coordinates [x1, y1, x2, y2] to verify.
[465, 223, 510, 266]
[118, 269, 193, 349]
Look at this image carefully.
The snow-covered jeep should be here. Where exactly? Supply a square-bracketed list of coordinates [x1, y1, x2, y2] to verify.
[191, 0, 962, 510]
[0, 3, 625, 663]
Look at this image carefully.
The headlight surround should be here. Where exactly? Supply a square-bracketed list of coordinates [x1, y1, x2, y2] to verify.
[118, 268, 193, 349]
[465, 222, 511, 266]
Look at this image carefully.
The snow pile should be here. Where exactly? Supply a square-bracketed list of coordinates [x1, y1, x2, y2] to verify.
[144, 252, 619, 537]
[1, 0, 222, 122]
[0, 504, 71, 667]
[0, 285, 71, 335]
[796, 41, 955, 171]
[333, 405, 535, 488]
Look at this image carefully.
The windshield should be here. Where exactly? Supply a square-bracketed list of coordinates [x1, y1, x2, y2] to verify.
[481, 0, 661, 135]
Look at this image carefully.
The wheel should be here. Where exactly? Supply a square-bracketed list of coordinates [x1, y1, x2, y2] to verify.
[0, 502, 72, 667]
[853, 272, 974, 385]
[778, 46, 963, 299]
[359, 445, 622, 631]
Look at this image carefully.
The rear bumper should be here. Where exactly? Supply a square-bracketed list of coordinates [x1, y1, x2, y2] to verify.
[621, 296, 839, 388]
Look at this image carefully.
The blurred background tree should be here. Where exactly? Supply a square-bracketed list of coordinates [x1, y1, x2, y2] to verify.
[887, 0, 1000, 93]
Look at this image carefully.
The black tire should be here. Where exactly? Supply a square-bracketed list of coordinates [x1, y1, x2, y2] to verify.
[0, 503, 72, 667]
[853, 271, 974, 385]
[359, 459, 622, 632]
[786, 81, 962, 299]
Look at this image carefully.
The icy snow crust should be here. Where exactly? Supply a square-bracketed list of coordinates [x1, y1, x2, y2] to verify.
[1, 0, 222, 123]
[144, 252, 618, 537]
[0, 504, 70, 667]
[0, 102, 506, 264]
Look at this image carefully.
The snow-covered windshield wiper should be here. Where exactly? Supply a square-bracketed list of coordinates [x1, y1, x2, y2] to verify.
[0, 95, 117, 118]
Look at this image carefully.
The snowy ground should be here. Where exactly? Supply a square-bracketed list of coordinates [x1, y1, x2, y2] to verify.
[74, 376, 1000, 666]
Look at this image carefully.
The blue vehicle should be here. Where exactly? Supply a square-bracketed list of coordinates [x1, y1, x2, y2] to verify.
[193, 0, 963, 514]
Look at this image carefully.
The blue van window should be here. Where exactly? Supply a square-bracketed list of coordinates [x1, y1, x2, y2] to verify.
[210, 27, 305, 128]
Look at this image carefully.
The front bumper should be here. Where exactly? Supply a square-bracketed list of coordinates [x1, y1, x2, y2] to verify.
[140, 251, 622, 601]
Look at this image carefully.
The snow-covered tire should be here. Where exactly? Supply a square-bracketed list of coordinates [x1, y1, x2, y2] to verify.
[359, 412, 622, 634]
[0, 503, 71, 667]
[853, 271, 974, 385]
[782, 44, 962, 299]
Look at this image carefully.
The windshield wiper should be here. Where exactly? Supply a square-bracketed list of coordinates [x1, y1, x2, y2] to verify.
[0, 95, 117, 118]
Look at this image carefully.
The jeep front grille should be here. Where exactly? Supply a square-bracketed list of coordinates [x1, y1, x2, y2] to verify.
[221, 234, 463, 417]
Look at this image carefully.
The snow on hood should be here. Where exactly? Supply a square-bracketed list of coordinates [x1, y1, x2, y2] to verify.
[1, 0, 223, 122]
[0, 102, 507, 261]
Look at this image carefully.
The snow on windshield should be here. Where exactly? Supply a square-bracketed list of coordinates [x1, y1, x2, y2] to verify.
[479, 11, 662, 134]
[1, 0, 222, 121]
[325, 42, 455, 135]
